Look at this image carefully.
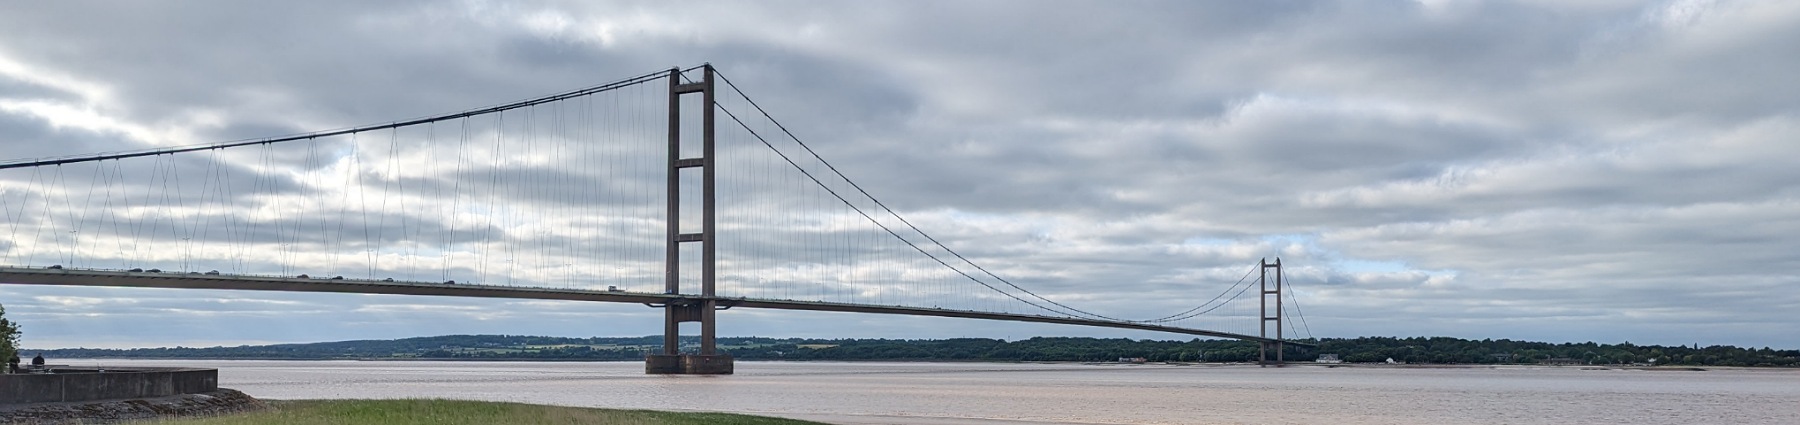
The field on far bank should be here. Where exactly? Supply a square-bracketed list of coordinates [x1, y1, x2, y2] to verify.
[141, 399, 825, 425]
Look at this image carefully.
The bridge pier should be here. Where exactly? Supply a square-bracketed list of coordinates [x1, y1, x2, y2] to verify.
[1259, 258, 1286, 367]
[646, 299, 734, 375]
[648, 64, 733, 375]
[645, 354, 734, 375]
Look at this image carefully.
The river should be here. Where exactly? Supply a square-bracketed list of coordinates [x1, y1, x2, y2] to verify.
[72, 359, 1800, 424]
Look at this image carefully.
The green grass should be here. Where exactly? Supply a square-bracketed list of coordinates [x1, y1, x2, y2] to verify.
[144, 399, 826, 425]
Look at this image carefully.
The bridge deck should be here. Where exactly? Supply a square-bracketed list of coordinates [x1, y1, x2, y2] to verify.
[0, 266, 1309, 346]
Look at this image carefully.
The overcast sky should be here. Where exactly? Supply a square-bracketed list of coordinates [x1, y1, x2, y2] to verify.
[2, 0, 1797, 350]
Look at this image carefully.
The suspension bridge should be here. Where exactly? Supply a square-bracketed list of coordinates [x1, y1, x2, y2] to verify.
[0, 64, 1312, 374]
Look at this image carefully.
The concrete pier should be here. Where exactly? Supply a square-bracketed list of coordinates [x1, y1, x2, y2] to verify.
[645, 354, 734, 375]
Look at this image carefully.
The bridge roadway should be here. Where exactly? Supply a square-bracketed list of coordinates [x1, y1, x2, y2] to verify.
[0, 266, 1304, 346]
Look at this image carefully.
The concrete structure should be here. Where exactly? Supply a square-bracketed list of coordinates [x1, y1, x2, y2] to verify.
[0, 367, 218, 404]
[645, 354, 734, 374]
[1260, 258, 1287, 367]
[656, 64, 732, 374]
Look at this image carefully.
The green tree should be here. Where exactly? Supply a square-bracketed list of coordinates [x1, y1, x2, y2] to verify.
[0, 303, 20, 363]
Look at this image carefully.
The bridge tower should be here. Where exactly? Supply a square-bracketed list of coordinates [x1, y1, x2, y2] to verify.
[646, 64, 734, 374]
[1259, 258, 1285, 367]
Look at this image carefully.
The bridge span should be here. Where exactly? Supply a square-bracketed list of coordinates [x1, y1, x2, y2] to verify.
[0, 266, 1296, 345]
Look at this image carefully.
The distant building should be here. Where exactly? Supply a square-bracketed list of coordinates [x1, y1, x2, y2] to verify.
[1541, 357, 1584, 366]
[1117, 357, 1147, 364]
[1315, 354, 1342, 364]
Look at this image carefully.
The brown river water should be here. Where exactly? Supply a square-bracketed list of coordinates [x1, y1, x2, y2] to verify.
[78, 360, 1800, 424]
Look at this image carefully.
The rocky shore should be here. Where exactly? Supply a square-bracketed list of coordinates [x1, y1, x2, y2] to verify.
[0, 388, 265, 424]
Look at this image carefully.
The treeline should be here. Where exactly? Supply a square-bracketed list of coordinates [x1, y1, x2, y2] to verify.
[32, 335, 1800, 367]
[1315, 336, 1799, 367]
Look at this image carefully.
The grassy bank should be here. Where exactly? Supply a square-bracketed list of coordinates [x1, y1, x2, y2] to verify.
[144, 399, 825, 425]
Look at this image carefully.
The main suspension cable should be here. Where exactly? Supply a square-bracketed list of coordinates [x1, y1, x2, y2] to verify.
[713, 68, 1265, 324]
[0, 69, 672, 169]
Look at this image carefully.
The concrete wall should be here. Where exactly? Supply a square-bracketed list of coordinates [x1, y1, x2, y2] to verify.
[0, 368, 217, 404]
[644, 354, 733, 374]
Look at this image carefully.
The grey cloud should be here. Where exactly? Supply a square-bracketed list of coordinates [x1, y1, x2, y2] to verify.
[2, 0, 1798, 349]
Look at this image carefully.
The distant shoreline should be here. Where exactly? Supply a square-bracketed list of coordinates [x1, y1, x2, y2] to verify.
[28, 334, 1797, 368]
[43, 357, 1800, 370]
